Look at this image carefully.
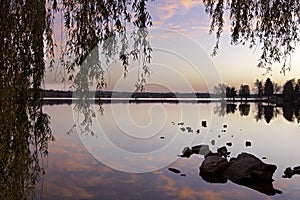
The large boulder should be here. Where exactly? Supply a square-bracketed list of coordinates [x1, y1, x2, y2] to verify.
[199, 155, 229, 174]
[224, 153, 277, 182]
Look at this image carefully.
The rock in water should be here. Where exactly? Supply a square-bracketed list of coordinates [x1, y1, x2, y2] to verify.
[180, 145, 211, 158]
[226, 142, 232, 147]
[217, 146, 229, 157]
[282, 167, 294, 178]
[191, 144, 211, 156]
[211, 139, 215, 146]
[180, 147, 193, 158]
[282, 166, 300, 178]
[186, 127, 193, 133]
[245, 141, 251, 147]
[199, 155, 229, 174]
[224, 153, 277, 181]
[199, 150, 281, 195]
[168, 167, 181, 174]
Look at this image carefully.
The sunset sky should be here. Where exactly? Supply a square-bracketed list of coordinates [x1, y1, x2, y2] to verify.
[44, 0, 300, 93]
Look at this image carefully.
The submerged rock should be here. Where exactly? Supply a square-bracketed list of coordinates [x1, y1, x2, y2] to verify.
[192, 145, 211, 156]
[180, 145, 211, 158]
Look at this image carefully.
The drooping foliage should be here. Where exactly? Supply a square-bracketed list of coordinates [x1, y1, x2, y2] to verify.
[202, 0, 300, 72]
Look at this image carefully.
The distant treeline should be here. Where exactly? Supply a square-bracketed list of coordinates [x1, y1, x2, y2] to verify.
[42, 89, 212, 99]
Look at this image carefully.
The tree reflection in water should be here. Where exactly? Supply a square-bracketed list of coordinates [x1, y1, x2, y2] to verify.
[213, 102, 300, 124]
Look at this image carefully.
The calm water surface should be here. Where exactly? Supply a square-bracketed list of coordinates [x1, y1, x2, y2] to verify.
[36, 102, 300, 199]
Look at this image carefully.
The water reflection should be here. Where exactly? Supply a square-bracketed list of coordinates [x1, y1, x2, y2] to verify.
[35, 103, 300, 199]
[239, 104, 250, 116]
[226, 103, 237, 114]
[211, 101, 300, 124]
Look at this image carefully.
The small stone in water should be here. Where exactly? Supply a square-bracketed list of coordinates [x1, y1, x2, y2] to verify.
[211, 139, 215, 145]
[202, 121, 207, 127]
[168, 168, 181, 174]
[226, 142, 232, 147]
[245, 141, 251, 147]
[186, 127, 193, 133]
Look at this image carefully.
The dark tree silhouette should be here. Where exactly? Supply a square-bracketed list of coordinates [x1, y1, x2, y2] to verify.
[239, 84, 250, 101]
[282, 79, 295, 102]
[226, 86, 237, 100]
[254, 79, 264, 98]
[295, 79, 300, 96]
[264, 78, 274, 101]
[273, 82, 281, 94]
[294, 105, 300, 123]
[202, 0, 300, 72]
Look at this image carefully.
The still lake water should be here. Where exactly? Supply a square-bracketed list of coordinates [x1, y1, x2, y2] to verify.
[36, 102, 300, 199]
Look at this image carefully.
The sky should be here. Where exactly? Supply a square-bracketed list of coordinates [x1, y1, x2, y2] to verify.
[44, 0, 300, 93]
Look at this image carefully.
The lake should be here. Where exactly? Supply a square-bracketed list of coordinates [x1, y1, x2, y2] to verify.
[36, 101, 300, 199]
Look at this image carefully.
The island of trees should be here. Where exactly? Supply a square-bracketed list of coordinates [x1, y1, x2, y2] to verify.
[215, 78, 300, 104]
